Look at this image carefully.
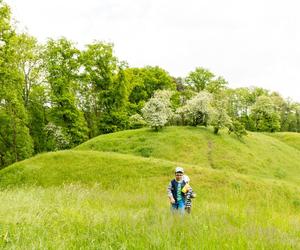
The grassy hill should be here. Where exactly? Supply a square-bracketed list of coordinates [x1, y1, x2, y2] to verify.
[266, 132, 300, 151]
[76, 127, 300, 185]
[0, 127, 300, 249]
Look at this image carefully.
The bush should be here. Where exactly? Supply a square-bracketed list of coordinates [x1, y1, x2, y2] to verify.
[44, 123, 70, 151]
[129, 114, 146, 129]
[228, 120, 247, 139]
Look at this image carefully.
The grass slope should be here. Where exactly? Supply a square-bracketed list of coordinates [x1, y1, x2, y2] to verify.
[266, 132, 300, 152]
[0, 127, 300, 249]
[76, 127, 300, 185]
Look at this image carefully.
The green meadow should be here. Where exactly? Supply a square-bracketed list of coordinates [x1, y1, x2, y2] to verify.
[0, 127, 300, 249]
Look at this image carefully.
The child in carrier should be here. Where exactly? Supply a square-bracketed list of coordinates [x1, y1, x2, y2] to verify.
[182, 174, 196, 214]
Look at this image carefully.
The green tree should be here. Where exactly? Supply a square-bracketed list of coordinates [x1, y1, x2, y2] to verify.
[270, 94, 299, 132]
[127, 66, 176, 114]
[226, 87, 269, 130]
[228, 120, 247, 139]
[12, 33, 48, 153]
[186, 67, 214, 92]
[0, 101, 33, 168]
[80, 42, 129, 134]
[27, 85, 48, 152]
[14, 33, 44, 107]
[250, 96, 281, 132]
[206, 76, 228, 94]
[186, 67, 228, 94]
[209, 97, 232, 134]
[0, 1, 33, 168]
[44, 38, 88, 146]
[296, 104, 300, 132]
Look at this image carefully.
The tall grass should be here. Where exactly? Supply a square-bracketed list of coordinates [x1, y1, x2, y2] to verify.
[0, 182, 299, 249]
[1, 127, 300, 249]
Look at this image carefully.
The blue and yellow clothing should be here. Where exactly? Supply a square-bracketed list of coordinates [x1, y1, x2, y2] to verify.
[176, 182, 183, 201]
[167, 179, 186, 203]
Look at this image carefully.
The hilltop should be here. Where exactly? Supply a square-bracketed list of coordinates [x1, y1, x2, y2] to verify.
[76, 126, 300, 185]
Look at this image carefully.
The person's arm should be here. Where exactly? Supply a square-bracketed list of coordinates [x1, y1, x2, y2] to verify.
[167, 182, 175, 204]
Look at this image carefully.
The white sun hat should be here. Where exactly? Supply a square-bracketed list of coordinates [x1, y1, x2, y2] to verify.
[175, 167, 184, 173]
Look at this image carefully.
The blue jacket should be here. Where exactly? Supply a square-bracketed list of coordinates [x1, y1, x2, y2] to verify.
[170, 179, 186, 203]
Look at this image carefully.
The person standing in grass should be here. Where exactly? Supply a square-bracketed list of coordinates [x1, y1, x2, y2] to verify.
[167, 167, 187, 214]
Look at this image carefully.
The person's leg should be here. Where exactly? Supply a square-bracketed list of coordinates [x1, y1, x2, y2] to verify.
[170, 203, 178, 213]
[185, 196, 192, 214]
[177, 200, 185, 215]
[186, 206, 191, 214]
[185, 191, 192, 214]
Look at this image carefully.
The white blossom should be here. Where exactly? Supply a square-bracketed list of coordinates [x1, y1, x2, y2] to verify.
[142, 90, 173, 130]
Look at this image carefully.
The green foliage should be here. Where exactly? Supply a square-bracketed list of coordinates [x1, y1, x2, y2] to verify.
[250, 96, 281, 132]
[277, 98, 300, 132]
[0, 105, 33, 168]
[44, 38, 88, 145]
[0, 1, 11, 43]
[98, 110, 129, 134]
[127, 66, 176, 114]
[226, 87, 270, 129]
[206, 76, 228, 93]
[209, 95, 232, 134]
[129, 114, 146, 129]
[44, 122, 70, 151]
[13, 33, 43, 107]
[209, 107, 232, 134]
[0, 3, 33, 168]
[80, 42, 129, 134]
[27, 85, 48, 153]
[228, 120, 247, 139]
[186, 67, 215, 92]
[180, 91, 212, 126]
[186, 67, 228, 93]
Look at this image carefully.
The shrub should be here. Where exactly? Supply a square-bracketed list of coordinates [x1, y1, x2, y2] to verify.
[129, 114, 146, 129]
[44, 123, 70, 151]
[228, 120, 247, 139]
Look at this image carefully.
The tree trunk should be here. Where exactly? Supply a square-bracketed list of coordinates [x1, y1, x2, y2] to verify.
[214, 127, 219, 134]
[12, 110, 18, 162]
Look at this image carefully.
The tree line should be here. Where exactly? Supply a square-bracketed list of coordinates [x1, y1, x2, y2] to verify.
[1, 1, 300, 168]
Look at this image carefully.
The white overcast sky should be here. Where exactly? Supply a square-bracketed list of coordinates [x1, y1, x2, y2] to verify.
[5, 0, 300, 102]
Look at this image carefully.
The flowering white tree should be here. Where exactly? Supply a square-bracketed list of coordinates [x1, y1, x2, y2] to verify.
[44, 123, 70, 150]
[142, 90, 173, 131]
[174, 105, 189, 125]
[209, 105, 232, 134]
[178, 91, 212, 126]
